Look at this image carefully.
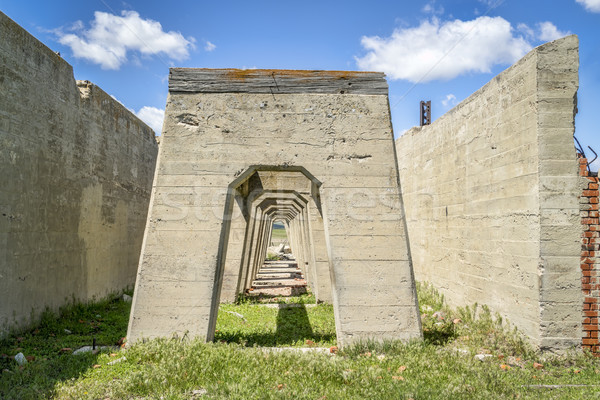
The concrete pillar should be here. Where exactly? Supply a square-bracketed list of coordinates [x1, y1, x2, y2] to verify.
[219, 195, 247, 302]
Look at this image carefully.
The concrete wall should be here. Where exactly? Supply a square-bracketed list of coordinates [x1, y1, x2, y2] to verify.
[0, 12, 158, 336]
[396, 36, 581, 351]
[128, 69, 422, 347]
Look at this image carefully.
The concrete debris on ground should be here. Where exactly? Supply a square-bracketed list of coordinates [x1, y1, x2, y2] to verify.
[72, 345, 116, 355]
[262, 347, 334, 355]
[474, 354, 493, 361]
[246, 259, 307, 298]
[107, 356, 127, 365]
[191, 388, 208, 397]
[266, 243, 293, 260]
[224, 311, 246, 321]
[14, 353, 26, 365]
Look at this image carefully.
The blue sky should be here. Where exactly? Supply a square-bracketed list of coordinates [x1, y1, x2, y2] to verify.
[2, 0, 599, 169]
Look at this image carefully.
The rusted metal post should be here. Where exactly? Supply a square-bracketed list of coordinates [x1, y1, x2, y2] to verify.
[420, 100, 431, 126]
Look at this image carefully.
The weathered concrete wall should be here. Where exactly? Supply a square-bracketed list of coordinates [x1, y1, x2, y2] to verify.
[128, 69, 422, 346]
[396, 36, 581, 351]
[0, 11, 158, 336]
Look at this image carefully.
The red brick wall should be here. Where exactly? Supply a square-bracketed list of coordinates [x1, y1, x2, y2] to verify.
[579, 156, 600, 354]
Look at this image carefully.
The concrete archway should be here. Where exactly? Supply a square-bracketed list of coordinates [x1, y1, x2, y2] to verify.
[127, 69, 422, 346]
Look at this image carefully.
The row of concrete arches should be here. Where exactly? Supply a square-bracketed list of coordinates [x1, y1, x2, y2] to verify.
[210, 166, 334, 339]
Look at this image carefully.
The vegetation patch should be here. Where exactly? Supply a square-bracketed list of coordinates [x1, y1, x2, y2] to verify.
[215, 303, 336, 347]
[0, 292, 132, 400]
[270, 228, 288, 240]
[1, 284, 599, 399]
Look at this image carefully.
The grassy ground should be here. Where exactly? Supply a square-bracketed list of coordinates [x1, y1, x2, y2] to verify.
[215, 303, 336, 347]
[0, 292, 131, 400]
[1, 284, 599, 399]
[271, 227, 288, 240]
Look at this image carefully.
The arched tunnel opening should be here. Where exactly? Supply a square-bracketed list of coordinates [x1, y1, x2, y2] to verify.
[269, 220, 288, 249]
[211, 166, 337, 347]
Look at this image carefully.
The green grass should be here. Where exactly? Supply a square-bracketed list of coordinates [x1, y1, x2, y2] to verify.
[51, 340, 600, 400]
[271, 228, 288, 240]
[215, 303, 336, 347]
[2, 284, 600, 399]
[0, 292, 132, 400]
[416, 282, 534, 356]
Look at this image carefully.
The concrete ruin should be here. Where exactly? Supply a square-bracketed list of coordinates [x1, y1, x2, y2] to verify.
[396, 36, 582, 350]
[0, 12, 158, 336]
[127, 69, 422, 346]
[1, 10, 594, 353]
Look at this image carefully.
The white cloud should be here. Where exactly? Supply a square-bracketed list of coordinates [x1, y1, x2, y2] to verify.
[442, 94, 457, 107]
[204, 41, 216, 52]
[422, 2, 444, 15]
[576, 0, 600, 12]
[56, 10, 194, 69]
[136, 106, 165, 135]
[356, 16, 531, 83]
[537, 22, 571, 42]
[517, 23, 535, 40]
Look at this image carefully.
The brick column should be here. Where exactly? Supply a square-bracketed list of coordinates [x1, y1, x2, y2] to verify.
[579, 156, 600, 354]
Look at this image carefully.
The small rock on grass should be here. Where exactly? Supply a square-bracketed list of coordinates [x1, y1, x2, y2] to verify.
[432, 311, 445, 320]
[191, 388, 207, 397]
[72, 345, 112, 355]
[122, 294, 132, 302]
[108, 357, 126, 366]
[474, 354, 493, 362]
[224, 311, 246, 321]
[14, 353, 27, 365]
